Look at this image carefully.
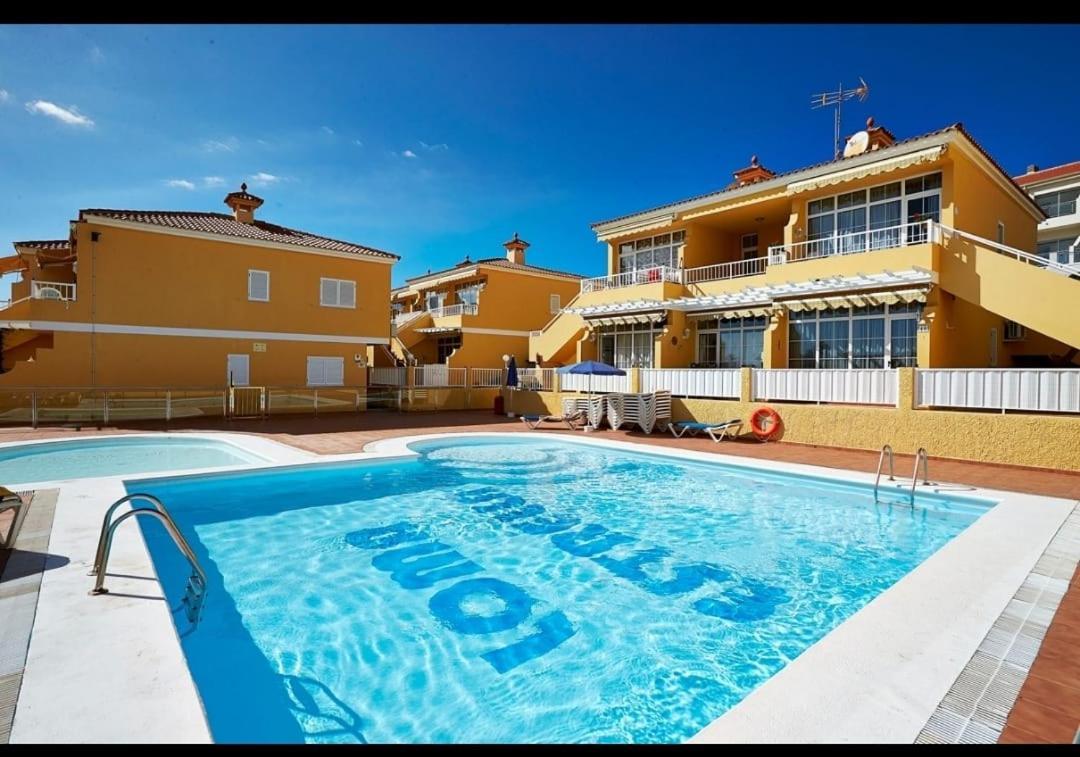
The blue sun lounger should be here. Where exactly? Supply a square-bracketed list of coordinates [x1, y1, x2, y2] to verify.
[668, 419, 742, 442]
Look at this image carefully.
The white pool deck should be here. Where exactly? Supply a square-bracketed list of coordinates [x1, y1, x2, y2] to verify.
[4, 431, 1076, 744]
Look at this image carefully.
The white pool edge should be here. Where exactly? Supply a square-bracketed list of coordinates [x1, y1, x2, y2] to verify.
[8, 430, 1076, 744]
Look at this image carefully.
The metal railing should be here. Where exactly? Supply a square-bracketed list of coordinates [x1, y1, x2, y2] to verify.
[427, 303, 478, 319]
[411, 366, 468, 388]
[369, 366, 407, 386]
[89, 493, 208, 625]
[683, 256, 767, 285]
[470, 368, 505, 388]
[916, 368, 1080, 414]
[579, 265, 683, 294]
[767, 220, 937, 265]
[516, 367, 556, 391]
[31, 280, 77, 301]
[938, 223, 1080, 278]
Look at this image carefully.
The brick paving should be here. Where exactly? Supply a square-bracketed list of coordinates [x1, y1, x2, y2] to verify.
[0, 409, 1077, 743]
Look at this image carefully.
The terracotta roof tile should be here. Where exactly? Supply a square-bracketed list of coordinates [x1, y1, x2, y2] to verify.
[1013, 161, 1080, 187]
[404, 256, 583, 285]
[78, 209, 399, 260]
[13, 239, 70, 251]
[592, 123, 1043, 229]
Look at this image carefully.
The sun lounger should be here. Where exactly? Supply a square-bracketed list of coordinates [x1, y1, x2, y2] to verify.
[669, 419, 743, 442]
[520, 409, 588, 431]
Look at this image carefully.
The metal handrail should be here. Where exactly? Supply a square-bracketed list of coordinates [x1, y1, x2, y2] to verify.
[874, 444, 895, 499]
[89, 493, 207, 625]
[910, 447, 932, 496]
[938, 224, 1080, 278]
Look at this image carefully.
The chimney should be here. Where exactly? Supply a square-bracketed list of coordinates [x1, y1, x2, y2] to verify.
[224, 183, 264, 224]
[864, 117, 896, 151]
[1026, 164, 1040, 174]
[503, 232, 530, 265]
[731, 155, 775, 187]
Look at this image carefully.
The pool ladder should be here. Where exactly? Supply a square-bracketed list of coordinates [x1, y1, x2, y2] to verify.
[874, 445, 932, 504]
[89, 493, 207, 626]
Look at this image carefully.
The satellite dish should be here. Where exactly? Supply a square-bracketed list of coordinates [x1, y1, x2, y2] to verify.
[843, 130, 870, 158]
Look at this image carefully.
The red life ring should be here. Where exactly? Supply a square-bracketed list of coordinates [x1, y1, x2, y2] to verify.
[750, 407, 782, 441]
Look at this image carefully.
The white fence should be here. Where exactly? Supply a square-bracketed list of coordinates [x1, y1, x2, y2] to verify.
[579, 265, 683, 294]
[683, 257, 767, 285]
[640, 368, 741, 398]
[411, 366, 467, 388]
[516, 368, 556, 391]
[559, 372, 631, 393]
[916, 369, 1080, 413]
[368, 367, 406, 386]
[427, 303, 479, 319]
[470, 368, 505, 388]
[753, 369, 898, 406]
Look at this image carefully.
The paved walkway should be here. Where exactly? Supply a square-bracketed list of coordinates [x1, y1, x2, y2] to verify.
[0, 410, 1078, 743]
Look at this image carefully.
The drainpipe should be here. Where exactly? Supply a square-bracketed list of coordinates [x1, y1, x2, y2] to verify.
[89, 230, 100, 389]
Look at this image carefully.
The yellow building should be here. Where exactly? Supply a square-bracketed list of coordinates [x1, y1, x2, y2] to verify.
[530, 120, 1080, 371]
[389, 234, 582, 369]
[0, 185, 397, 388]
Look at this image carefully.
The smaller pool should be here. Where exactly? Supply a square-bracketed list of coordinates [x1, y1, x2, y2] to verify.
[0, 436, 267, 485]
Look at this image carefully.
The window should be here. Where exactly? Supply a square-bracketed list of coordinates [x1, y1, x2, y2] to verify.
[425, 291, 445, 311]
[247, 270, 269, 302]
[597, 323, 658, 369]
[695, 316, 766, 368]
[740, 233, 759, 261]
[1036, 187, 1079, 218]
[618, 231, 686, 276]
[805, 172, 941, 252]
[320, 278, 356, 308]
[786, 303, 920, 369]
[436, 334, 461, 363]
[1004, 320, 1027, 342]
[1037, 237, 1077, 265]
[456, 284, 481, 307]
[306, 356, 344, 387]
[549, 294, 561, 314]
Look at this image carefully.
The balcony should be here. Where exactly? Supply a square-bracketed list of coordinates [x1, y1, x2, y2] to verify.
[0, 281, 77, 311]
[427, 303, 478, 319]
[580, 265, 683, 294]
[767, 220, 937, 265]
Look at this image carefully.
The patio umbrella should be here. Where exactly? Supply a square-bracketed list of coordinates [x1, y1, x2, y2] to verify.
[556, 360, 626, 398]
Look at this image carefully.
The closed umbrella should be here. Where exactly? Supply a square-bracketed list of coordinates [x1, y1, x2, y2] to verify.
[504, 355, 519, 416]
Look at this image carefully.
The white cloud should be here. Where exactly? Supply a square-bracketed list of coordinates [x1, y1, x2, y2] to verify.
[25, 100, 94, 127]
[0, 89, 10, 104]
[202, 137, 238, 152]
[419, 141, 448, 151]
[353, 139, 363, 147]
[321, 126, 335, 135]
[203, 176, 226, 188]
[401, 149, 418, 159]
[89, 45, 105, 64]
[249, 172, 280, 186]
[165, 179, 196, 190]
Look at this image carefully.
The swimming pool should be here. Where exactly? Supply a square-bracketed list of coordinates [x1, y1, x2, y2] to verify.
[0, 435, 267, 484]
[131, 436, 993, 744]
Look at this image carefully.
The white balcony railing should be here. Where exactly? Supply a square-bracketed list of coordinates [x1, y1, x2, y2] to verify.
[916, 368, 1080, 413]
[31, 281, 77, 301]
[427, 303, 478, 319]
[368, 367, 407, 386]
[683, 256, 767, 285]
[579, 265, 683, 294]
[393, 310, 425, 326]
[516, 367, 556, 391]
[753, 368, 899, 406]
[470, 368, 505, 388]
[768, 220, 937, 265]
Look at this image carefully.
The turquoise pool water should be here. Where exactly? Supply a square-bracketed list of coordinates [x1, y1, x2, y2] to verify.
[0, 436, 265, 484]
[131, 437, 992, 744]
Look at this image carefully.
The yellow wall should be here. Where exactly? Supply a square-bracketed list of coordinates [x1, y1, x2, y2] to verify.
[1, 218, 393, 387]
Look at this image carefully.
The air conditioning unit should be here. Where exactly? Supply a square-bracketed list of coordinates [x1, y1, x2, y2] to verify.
[1003, 320, 1027, 342]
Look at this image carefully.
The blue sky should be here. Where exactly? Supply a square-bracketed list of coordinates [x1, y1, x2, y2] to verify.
[0, 24, 1076, 294]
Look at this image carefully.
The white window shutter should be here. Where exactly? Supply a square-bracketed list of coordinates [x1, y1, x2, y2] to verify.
[248, 270, 269, 301]
[342, 281, 356, 308]
[328, 358, 344, 386]
[320, 279, 336, 306]
[549, 294, 560, 314]
[306, 357, 323, 386]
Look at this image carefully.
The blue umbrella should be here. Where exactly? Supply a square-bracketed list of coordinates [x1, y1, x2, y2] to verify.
[505, 355, 519, 388]
[556, 360, 625, 397]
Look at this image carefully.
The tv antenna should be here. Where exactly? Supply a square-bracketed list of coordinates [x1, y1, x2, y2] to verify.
[811, 77, 870, 160]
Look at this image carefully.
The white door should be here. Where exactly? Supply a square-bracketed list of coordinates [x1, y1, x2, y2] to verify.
[227, 354, 250, 386]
